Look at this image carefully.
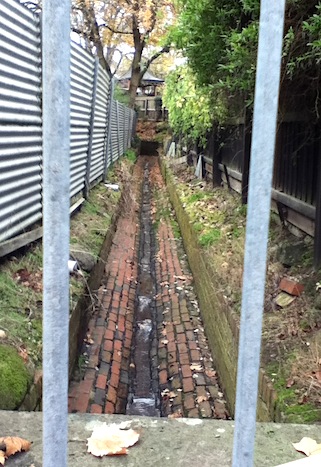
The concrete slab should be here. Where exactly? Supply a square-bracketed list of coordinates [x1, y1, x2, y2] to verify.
[1, 412, 320, 466]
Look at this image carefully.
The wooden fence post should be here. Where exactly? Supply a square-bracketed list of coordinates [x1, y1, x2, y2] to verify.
[241, 107, 252, 204]
[211, 126, 221, 187]
[314, 131, 321, 269]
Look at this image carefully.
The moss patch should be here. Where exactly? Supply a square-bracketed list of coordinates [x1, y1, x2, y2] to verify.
[0, 345, 31, 409]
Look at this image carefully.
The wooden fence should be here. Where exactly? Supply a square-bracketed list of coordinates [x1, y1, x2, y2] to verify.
[197, 112, 321, 267]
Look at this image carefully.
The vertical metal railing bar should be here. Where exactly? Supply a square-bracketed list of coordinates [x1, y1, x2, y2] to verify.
[42, 1, 71, 466]
[103, 79, 114, 182]
[232, 2, 286, 466]
[84, 57, 99, 199]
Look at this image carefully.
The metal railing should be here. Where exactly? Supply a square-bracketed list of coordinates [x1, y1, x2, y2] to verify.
[0, 0, 136, 248]
[3, 0, 287, 466]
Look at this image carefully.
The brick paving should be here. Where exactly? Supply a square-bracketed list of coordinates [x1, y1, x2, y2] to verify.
[69, 156, 229, 420]
[68, 163, 140, 415]
[151, 159, 229, 419]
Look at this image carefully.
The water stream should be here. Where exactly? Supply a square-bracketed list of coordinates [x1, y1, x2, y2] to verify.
[126, 163, 160, 416]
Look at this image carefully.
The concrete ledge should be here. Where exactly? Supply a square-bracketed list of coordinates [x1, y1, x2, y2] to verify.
[1, 412, 320, 466]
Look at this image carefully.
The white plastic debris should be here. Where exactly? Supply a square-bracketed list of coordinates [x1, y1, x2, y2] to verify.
[195, 154, 203, 179]
[167, 142, 176, 158]
[104, 183, 120, 191]
[68, 260, 81, 274]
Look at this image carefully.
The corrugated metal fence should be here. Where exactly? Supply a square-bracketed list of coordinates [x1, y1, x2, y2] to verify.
[0, 0, 135, 247]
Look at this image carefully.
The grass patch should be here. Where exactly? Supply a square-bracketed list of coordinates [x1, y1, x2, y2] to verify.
[267, 361, 321, 423]
[124, 148, 137, 164]
[199, 229, 221, 246]
[186, 192, 208, 204]
[0, 154, 133, 371]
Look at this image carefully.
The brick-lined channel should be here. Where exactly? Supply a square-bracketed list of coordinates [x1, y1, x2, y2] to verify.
[127, 163, 159, 416]
[68, 155, 229, 420]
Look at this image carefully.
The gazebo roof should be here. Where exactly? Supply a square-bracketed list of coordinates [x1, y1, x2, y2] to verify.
[118, 69, 164, 84]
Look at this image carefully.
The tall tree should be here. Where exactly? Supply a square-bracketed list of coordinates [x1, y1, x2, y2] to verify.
[74, 0, 175, 106]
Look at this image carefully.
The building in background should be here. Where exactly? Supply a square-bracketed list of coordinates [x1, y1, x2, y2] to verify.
[118, 70, 165, 120]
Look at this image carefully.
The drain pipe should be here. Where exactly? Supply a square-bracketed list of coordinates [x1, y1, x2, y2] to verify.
[42, 1, 71, 467]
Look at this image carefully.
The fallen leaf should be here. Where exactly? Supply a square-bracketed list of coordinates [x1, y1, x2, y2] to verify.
[161, 329, 167, 336]
[293, 437, 321, 457]
[168, 412, 182, 419]
[190, 364, 203, 372]
[196, 395, 208, 404]
[314, 371, 321, 382]
[84, 337, 94, 345]
[174, 275, 187, 281]
[286, 378, 295, 388]
[298, 394, 308, 405]
[205, 369, 216, 378]
[0, 436, 31, 465]
[18, 348, 28, 363]
[87, 423, 139, 457]
[161, 339, 169, 345]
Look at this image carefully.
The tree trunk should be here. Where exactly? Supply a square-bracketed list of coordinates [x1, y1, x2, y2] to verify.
[129, 16, 144, 108]
[129, 67, 141, 108]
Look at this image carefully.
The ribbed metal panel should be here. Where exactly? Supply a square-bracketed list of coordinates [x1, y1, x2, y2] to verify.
[0, 1, 41, 124]
[110, 100, 119, 162]
[125, 107, 130, 149]
[89, 65, 111, 184]
[70, 126, 89, 198]
[0, 0, 42, 243]
[70, 42, 94, 197]
[124, 107, 129, 149]
[0, 125, 42, 242]
[70, 42, 95, 127]
[0, 1, 135, 248]
[118, 103, 125, 156]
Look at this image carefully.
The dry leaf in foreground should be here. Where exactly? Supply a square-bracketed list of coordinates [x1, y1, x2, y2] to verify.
[0, 436, 31, 465]
[87, 423, 139, 457]
[293, 437, 321, 457]
[275, 453, 321, 466]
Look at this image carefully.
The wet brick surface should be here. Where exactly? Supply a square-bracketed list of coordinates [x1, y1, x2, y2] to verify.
[68, 156, 229, 420]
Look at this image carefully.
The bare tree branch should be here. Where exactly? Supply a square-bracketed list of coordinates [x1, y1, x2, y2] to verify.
[140, 45, 170, 78]
[98, 23, 132, 35]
